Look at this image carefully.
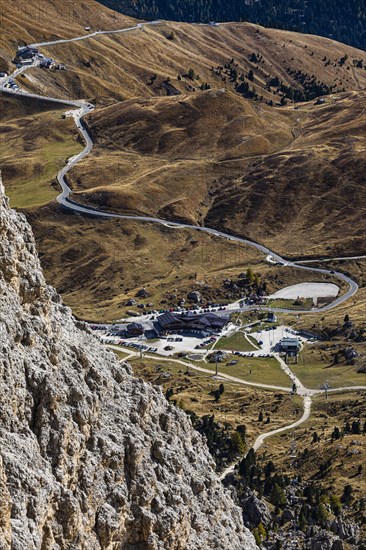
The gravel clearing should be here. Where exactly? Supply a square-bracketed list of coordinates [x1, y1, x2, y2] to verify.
[270, 282, 339, 299]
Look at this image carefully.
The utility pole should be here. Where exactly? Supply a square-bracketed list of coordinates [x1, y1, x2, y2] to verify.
[215, 356, 218, 377]
[320, 381, 330, 399]
[324, 381, 329, 399]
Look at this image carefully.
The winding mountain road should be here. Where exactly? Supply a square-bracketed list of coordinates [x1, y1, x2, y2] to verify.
[2, 21, 364, 472]
[0, 21, 360, 316]
[299, 256, 366, 264]
[218, 396, 313, 480]
[28, 23, 145, 48]
[105, 344, 365, 479]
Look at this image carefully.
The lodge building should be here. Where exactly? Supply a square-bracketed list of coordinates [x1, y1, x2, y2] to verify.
[156, 311, 228, 335]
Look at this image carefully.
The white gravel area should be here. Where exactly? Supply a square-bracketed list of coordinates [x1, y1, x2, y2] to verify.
[249, 326, 307, 354]
[270, 282, 339, 299]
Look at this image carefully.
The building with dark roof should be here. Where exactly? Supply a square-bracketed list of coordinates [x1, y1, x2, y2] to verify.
[156, 312, 228, 335]
[267, 312, 277, 323]
[279, 338, 301, 354]
[127, 322, 144, 336]
[16, 46, 38, 57]
[13, 46, 39, 65]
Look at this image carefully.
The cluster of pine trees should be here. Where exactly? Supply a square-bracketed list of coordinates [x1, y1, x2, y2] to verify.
[234, 450, 363, 542]
[187, 412, 247, 470]
[100, 0, 366, 50]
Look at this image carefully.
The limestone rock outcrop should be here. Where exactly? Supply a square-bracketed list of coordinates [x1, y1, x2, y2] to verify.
[0, 178, 257, 549]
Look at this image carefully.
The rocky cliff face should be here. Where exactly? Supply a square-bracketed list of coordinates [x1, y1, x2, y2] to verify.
[0, 178, 257, 550]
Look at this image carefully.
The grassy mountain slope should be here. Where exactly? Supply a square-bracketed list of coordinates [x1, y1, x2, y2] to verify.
[70, 88, 366, 257]
[0, 95, 82, 208]
[99, 0, 366, 50]
[0, 0, 135, 69]
[0, 0, 365, 319]
[71, 90, 295, 222]
[206, 90, 366, 257]
[2, 13, 364, 257]
[11, 21, 366, 105]
[27, 205, 263, 321]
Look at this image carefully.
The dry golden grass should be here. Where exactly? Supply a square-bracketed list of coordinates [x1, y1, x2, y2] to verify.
[0, 96, 82, 208]
[1, 0, 365, 320]
[0, 3, 364, 526]
[257, 391, 366, 512]
[2, 1, 365, 254]
[28, 204, 265, 320]
[65, 89, 366, 257]
[208, 91, 366, 257]
[0, 0, 135, 71]
[8, 17, 365, 103]
[68, 90, 294, 222]
[126, 355, 303, 446]
[28, 201, 352, 321]
[0, 96, 354, 322]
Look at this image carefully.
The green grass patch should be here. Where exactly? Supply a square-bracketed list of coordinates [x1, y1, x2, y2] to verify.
[267, 298, 313, 310]
[7, 135, 82, 209]
[0, 108, 82, 210]
[247, 325, 261, 333]
[292, 351, 365, 389]
[214, 331, 258, 352]
[204, 356, 292, 388]
[111, 349, 132, 360]
[130, 357, 194, 376]
[247, 334, 260, 348]
[130, 355, 291, 389]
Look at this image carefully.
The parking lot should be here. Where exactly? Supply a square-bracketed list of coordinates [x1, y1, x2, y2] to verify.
[249, 325, 309, 354]
[93, 321, 239, 357]
[92, 318, 314, 361]
[97, 332, 218, 357]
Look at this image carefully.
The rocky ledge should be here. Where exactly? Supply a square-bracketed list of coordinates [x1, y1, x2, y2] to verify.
[0, 177, 257, 550]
